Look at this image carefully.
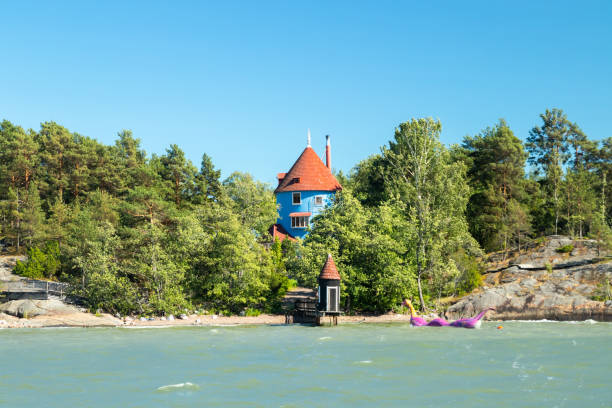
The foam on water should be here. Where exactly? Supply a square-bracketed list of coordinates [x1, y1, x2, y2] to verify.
[502, 319, 599, 324]
[156, 382, 199, 392]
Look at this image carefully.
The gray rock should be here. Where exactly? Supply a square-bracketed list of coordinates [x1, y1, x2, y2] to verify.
[557, 280, 577, 293]
[179, 314, 188, 320]
[503, 283, 522, 296]
[521, 278, 538, 289]
[0, 299, 78, 318]
[542, 295, 572, 308]
[509, 296, 526, 309]
[573, 284, 594, 295]
[571, 296, 588, 307]
[139, 317, 147, 321]
[539, 282, 557, 296]
[167, 315, 175, 321]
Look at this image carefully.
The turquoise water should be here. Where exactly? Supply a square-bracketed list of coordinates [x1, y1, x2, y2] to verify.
[1, 322, 610, 407]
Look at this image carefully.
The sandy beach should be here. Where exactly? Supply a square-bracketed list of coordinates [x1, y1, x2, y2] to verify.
[0, 310, 415, 329]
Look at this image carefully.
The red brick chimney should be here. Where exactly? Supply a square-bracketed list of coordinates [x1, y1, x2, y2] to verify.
[325, 134, 331, 170]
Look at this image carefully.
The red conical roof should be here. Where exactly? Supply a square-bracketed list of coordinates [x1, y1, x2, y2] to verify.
[274, 147, 342, 193]
[319, 254, 341, 280]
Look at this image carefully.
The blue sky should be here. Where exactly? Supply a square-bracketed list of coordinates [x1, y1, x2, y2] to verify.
[1, 1, 611, 184]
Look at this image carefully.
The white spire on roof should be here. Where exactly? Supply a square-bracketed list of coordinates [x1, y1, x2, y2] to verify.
[307, 128, 311, 147]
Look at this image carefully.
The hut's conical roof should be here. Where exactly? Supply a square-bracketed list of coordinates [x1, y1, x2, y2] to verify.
[319, 254, 341, 280]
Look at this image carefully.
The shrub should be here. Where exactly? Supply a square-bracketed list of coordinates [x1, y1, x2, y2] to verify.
[556, 244, 574, 254]
[14, 242, 61, 280]
[545, 262, 553, 273]
[591, 278, 612, 301]
[245, 308, 261, 317]
[456, 264, 483, 296]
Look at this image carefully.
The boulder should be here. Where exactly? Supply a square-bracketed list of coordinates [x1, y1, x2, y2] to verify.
[0, 299, 78, 318]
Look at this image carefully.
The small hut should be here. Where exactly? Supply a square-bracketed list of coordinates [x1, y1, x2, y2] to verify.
[317, 254, 341, 325]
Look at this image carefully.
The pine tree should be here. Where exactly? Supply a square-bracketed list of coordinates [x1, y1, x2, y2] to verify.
[462, 120, 529, 252]
[37, 122, 75, 203]
[21, 182, 45, 247]
[526, 109, 578, 235]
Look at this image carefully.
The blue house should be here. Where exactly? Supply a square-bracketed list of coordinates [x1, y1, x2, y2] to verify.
[270, 133, 342, 240]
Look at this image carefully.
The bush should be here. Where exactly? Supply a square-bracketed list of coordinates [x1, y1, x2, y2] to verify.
[245, 307, 261, 316]
[456, 258, 483, 296]
[556, 244, 574, 254]
[14, 242, 61, 280]
[591, 278, 612, 302]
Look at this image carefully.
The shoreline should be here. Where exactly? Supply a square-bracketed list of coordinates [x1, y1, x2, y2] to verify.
[0, 311, 418, 329]
[2, 311, 610, 329]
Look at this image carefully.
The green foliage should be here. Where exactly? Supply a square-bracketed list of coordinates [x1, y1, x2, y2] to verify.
[556, 244, 574, 253]
[461, 120, 531, 252]
[295, 190, 418, 313]
[14, 241, 61, 280]
[453, 250, 483, 296]
[1, 113, 610, 317]
[591, 278, 612, 301]
[245, 307, 262, 317]
[381, 118, 480, 309]
[545, 263, 553, 273]
[222, 172, 277, 238]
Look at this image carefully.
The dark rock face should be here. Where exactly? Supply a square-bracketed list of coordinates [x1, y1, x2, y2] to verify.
[446, 237, 612, 321]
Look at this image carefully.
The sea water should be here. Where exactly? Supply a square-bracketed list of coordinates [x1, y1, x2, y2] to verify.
[1, 322, 610, 407]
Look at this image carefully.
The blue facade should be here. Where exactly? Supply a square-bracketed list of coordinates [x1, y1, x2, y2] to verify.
[276, 190, 335, 239]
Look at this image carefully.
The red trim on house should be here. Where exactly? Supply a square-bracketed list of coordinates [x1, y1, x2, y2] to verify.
[289, 212, 312, 217]
[268, 223, 296, 242]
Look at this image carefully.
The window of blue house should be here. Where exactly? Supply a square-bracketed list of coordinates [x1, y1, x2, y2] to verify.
[291, 216, 309, 228]
[292, 192, 301, 205]
[314, 195, 324, 205]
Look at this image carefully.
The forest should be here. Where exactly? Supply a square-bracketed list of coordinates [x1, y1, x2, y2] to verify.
[1, 108, 611, 314]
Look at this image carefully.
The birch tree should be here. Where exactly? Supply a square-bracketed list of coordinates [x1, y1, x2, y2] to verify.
[382, 118, 476, 311]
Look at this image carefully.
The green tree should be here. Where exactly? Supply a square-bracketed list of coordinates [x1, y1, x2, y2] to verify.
[180, 202, 271, 313]
[21, 182, 45, 247]
[193, 153, 223, 203]
[158, 144, 198, 208]
[461, 120, 530, 252]
[222, 172, 277, 238]
[296, 191, 416, 313]
[526, 109, 578, 234]
[382, 118, 477, 310]
[37, 122, 75, 203]
[347, 154, 389, 207]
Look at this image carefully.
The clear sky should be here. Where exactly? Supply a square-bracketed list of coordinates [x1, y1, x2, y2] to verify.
[1, 1, 611, 184]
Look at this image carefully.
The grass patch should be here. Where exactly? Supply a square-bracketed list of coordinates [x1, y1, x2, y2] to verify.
[556, 244, 574, 254]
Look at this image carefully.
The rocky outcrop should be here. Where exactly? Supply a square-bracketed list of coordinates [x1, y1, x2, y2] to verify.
[0, 299, 79, 318]
[447, 237, 612, 321]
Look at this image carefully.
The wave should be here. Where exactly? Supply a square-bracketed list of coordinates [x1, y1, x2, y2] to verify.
[499, 319, 599, 324]
[157, 382, 200, 392]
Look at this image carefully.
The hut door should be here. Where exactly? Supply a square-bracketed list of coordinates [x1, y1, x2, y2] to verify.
[327, 286, 338, 312]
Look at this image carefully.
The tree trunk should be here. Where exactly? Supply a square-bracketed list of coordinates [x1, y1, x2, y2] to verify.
[16, 189, 21, 253]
